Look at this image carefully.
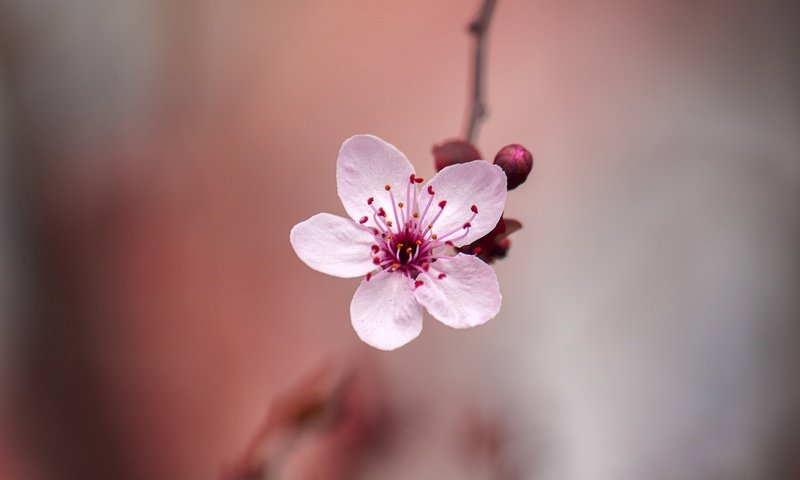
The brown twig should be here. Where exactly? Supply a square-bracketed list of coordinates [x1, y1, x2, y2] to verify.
[463, 0, 498, 144]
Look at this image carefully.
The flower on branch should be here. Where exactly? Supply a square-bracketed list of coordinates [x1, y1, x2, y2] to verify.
[290, 135, 507, 350]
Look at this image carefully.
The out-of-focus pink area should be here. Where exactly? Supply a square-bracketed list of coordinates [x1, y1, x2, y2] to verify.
[1, 1, 798, 479]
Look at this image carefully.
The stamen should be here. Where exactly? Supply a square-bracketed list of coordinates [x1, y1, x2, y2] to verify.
[438, 273, 447, 279]
[410, 243, 421, 263]
[427, 186, 435, 195]
[430, 229, 463, 245]
[369, 203, 389, 234]
[387, 185, 401, 230]
[377, 207, 386, 217]
[414, 280, 424, 288]
[367, 197, 374, 205]
[415, 239, 422, 245]
[422, 262, 430, 271]
[384, 184, 391, 191]
[419, 193, 436, 228]
[413, 212, 419, 219]
[398, 202, 404, 208]
[371, 245, 380, 253]
[386, 220, 393, 227]
[373, 257, 381, 265]
[432, 211, 476, 243]
[391, 262, 400, 270]
[373, 213, 388, 232]
[431, 234, 438, 240]
[405, 179, 413, 227]
[366, 272, 372, 281]
[422, 200, 447, 236]
[359, 216, 368, 224]
[472, 247, 482, 255]
[471, 205, 478, 214]
[409, 174, 416, 183]
[414, 177, 424, 183]
[406, 247, 413, 255]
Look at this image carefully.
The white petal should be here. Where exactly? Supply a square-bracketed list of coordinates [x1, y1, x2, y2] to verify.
[414, 253, 501, 329]
[421, 161, 507, 246]
[350, 273, 423, 350]
[290, 213, 376, 278]
[337, 134, 416, 226]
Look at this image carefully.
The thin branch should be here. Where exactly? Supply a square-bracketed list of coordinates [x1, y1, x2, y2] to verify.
[463, 0, 498, 144]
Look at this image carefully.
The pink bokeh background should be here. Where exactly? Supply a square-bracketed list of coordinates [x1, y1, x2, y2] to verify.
[1, 1, 798, 479]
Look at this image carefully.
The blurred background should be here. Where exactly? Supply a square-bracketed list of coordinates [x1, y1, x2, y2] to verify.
[1, 1, 799, 479]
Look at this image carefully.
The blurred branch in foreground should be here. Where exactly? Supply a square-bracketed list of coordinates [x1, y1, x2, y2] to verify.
[222, 359, 389, 480]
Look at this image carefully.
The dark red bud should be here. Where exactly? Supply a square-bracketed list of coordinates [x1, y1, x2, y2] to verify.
[494, 144, 533, 190]
[432, 139, 483, 171]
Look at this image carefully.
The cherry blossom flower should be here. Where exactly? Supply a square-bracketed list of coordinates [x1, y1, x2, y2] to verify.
[290, 134, 507, 350]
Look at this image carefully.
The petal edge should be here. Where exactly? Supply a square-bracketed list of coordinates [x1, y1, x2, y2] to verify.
[351, 273, 423, 350]
[290, 213, 375, 278]
[414, 253, 501, 329]
[337, 134, 416, 226]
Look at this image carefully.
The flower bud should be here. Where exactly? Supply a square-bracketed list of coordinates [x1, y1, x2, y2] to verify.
[432, 139, 482, 171]
[493, 144, 533, 190]
[458, 217, 522, 263]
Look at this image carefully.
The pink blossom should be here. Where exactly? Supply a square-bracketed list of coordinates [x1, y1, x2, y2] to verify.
[290, 135, 506, 350]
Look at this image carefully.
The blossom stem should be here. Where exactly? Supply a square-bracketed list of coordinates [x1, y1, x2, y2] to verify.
[463, 0, 497, 144]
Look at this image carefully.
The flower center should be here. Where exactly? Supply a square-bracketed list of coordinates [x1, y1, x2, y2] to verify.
[361, 174, 479, 287]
